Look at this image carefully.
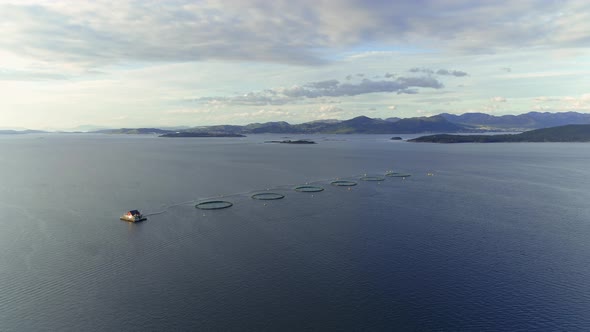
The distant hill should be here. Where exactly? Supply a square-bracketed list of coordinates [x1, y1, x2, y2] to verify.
[243, 121, 298, 134]
[387, 115, 465, 134]
[182, 125, 245, 134]
[0, 129, 47, 135]
[310, 115, 463, 134]
[409, 124, 590, 143]
[160, 132, 245, 138]
[321, 116, 393, 134]
[174, 115, 465, 135]
[82, 111, 590, 136]
[68, 125, 113, 132]
[384, 117, 401, 123]
[93, 128, 174, 135]
[441, 111, 590, 131]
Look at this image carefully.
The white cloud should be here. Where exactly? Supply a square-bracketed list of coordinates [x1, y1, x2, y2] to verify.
[1, 0, 589, 69]
[251, 109, 292, 117]
[563, 93, 590, 109]
[533, 96, 560, 102]
[165, 108, 213, 115]
[415, 109, 435, 116]
[318, 105, 343, 113]
[312, 105, 346, 119]
[193, 76, 444, 106]
[1, 1, 590, 128]
[410, 68, 468, 77]
[532, 93, 590, 111]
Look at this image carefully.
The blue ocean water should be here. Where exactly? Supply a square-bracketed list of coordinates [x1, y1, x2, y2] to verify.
[1, 134, 590, 331]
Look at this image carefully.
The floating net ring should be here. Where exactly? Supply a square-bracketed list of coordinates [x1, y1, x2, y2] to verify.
[386, 172, 412, 178]
[331, 180, 358, 187]
[251, 192, 285, 200]
[360, 176, 385, 181]
[294, 185, 324, 193]
[195, 200, 233, 210]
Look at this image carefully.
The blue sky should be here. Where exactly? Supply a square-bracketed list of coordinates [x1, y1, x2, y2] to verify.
[1, 0, 590, 130]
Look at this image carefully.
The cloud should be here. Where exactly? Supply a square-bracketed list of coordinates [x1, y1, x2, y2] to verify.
[1, 1, 587, 68]
[314, 105, 346, 119]
[410, 68, 468, 77]
[318, 105, 344, 113]
[533, 94, 590, 110]
[491, 96, 507, 103]
[415, 109, 434, 116]
[0, 69, 68, 81]
[533, 96, 560, 102]
[388, 105, 397, 110]
[557, 94, 590, 110]
[250, 109, 292, 117]
[501, 67, 512, 72]
[166, 108, 213, 115]
[197, 94, 292, 107]
[305, 79, 340, 89]
[283, 77, 443, 98]
[0, 1, 328, 67]
[436, 69, 468, 77]
[410, 68, 434, 74]
[194, 76, 444, 106]
[416, 97, 461, 104]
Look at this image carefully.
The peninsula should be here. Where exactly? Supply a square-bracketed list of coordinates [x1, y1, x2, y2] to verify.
[409, 124, 590, 143]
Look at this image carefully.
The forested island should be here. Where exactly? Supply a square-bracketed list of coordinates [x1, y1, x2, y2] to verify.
[409, 124, 590, 143]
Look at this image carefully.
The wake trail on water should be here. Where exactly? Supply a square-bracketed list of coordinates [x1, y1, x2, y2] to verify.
[143, 199, 200, 216]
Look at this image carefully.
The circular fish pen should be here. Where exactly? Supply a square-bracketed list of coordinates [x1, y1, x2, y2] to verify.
[360, 176, 385, 181]
[195, 200, 233, 210]
[294, 185, 324, 193]
[251, 192, 285, 200]
[386, 172, 412, 178]
[331, 180, 358, 187]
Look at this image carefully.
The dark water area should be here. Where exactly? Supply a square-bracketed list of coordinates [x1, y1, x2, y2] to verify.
[1, 134, 590, 331]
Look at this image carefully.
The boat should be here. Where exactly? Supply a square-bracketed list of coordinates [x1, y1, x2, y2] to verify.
[120, 210, 147, 222]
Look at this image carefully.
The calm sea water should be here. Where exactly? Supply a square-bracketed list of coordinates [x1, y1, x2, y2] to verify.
[1, 134, 589, 331]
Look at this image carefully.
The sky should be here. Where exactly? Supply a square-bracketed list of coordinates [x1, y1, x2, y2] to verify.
[1, 0, 590, 130]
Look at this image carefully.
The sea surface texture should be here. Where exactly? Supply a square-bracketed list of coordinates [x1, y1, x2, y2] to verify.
[1, 134, 589, 331]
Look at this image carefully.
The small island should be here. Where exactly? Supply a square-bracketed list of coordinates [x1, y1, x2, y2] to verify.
[390, 136, 403, 140]
[265, 139, 317, 144]
[409, 124, 590, 143]
[160, 132, 246, 138]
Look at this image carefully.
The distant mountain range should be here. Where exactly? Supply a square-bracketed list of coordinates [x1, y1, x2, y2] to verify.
[132, 111, 590, 135]
[0, 129, 47, 135]
[5, 111, 590, 135]
[167, 115, 465, 135]
[92, 128, 173, 135]
[439, 111, 590, 131]
[409, 124, 590, 143]
[91, 115, 463, 135]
